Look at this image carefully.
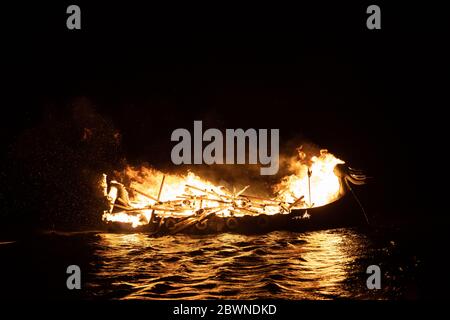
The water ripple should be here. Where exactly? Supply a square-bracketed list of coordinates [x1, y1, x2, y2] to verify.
[86, 228, 401, 299]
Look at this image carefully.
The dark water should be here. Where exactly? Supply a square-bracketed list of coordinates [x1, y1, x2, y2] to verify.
[0, 228, 423, 300]
[83, 228, 418, 300]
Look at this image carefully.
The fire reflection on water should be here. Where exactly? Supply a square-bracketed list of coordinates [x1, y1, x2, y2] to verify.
[87, 228, 385, 300]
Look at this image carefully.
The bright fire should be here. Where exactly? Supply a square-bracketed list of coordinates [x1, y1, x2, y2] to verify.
[102, 148, 345, 227]
[274, 149, 345, 208]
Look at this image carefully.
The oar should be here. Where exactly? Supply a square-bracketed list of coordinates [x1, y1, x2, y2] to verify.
[345, 178, 370, 225]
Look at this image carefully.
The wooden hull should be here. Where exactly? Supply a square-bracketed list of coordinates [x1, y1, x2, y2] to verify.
[104, 194, 365, 235]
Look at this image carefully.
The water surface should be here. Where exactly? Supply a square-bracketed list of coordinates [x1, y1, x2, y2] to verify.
[84, 228, 409, 299]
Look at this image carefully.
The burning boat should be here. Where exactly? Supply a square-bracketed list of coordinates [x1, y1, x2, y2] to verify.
[101, 149, 368, 235]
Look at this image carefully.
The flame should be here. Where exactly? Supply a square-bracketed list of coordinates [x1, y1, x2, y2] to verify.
[102, 148, 345, 227]
[103, 210, 153, 228]
[102, 168, 285, 227]
[274, 149, 345, 208]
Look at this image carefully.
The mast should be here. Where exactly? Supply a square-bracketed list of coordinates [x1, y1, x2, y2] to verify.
[307, 167, 312, 207]
[152, 174, 166, 226]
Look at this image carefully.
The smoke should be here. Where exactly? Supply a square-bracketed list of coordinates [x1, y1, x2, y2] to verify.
[118, 139, 327, 199]
[4, 97, 124, 230]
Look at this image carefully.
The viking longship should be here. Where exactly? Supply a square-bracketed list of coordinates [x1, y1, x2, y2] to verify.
[101, 150, 368, 235]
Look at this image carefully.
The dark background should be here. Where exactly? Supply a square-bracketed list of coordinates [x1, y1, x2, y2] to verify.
[1, 2, 446, 232]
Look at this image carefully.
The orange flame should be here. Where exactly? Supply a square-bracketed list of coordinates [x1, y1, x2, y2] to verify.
[102, 148, 345, 227]
[274, 149, 345, 208]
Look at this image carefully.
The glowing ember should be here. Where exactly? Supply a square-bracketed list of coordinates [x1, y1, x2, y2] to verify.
[102, 147, 345, 227]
